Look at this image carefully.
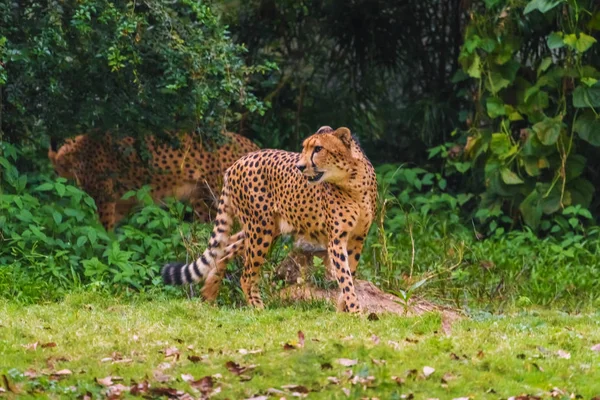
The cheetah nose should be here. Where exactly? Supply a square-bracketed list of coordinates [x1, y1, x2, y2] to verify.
[296, 164, 306, 172]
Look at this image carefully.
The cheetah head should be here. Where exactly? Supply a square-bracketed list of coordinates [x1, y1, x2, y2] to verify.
[297, 126, 355, 184]
[48, 140, 77, 180]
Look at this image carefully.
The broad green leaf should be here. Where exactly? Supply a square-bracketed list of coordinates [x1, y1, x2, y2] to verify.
[464, 35, 481, 53]
[35, 182, 54, 191]
[501, 168, 524, 185]
[537, 57, 552, 77]
[568, 178, 594, 208]
[491, 133, 511, 155]
[565, 154, 586, 181]
[524, 0, 564, 14]
[532, 117, 562, 145]
[572, 83, 600, 108]
[581, 77, 598, 87]
[574, 111, 600, 146]
[467, 54, 481, 78]
[541, 187, 562, 214]
[486, 97, 506, 118]
[547, 32, 564, 49]
[519, 189, 542, 230]
[564, 33, 597, 53]
[523, 156, 541, 177]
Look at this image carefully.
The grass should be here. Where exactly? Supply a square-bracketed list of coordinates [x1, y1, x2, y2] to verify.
[1, 293, 600, 399]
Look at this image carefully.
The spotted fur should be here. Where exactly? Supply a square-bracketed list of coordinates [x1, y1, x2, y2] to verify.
[48, 132, 259, 230]
[162, 126, 377, 313]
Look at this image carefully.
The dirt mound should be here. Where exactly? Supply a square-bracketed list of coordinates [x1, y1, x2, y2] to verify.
[276, 248, 462, 321]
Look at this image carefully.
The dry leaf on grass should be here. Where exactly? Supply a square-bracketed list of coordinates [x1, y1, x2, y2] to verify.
[238, 348, 262, 355]
[371, 334, 380, 345]
[41, 342, 56, 349]
[282, 384, 309, 393]
[590, 343, 600, 352]
[190, 376, 214, 395]
[423, 366, 435, 378]
[23, 342, 39, 351]
[181, 373, 195, 383]
[336, 358, 357, 367]
[556, 350, 571, 359]
[298, 330, 305, 348]
[153, 370, 172, 383]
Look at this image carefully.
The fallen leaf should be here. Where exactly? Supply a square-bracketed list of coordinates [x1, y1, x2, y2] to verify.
[190, 376, 214, 394]
[238, 348, 262, 355]
[23, 369, 39, 379]
[342, 387, 350, 396]
[163, 346, 180, 358]
[150, 387, 180, 397]
[298, 331, 305, 348]
[283, 343, 296, 351]
[449, 353, 460, 360]
[225, 361, 256, 376]
[152, 370, 172, 383]
[441, 372, 456, 383]
[130, 380, 149, 395]
[50, 369, 72, 380]
[556, 350, 571, 359]
[282, 384, 309, 393]
[476, 350, 484, 359]
[96, 376, 114, 386]
[181, 373, 195, 383]
[132, 334, 139, 342]
[41, 342, 57, 349]
[388, 340, 402, 350]
[336, 358, 357, 367]
[23, 342, 39, 351]
[187, 355, 203, 363]
[371, 358, 386, 366]
[245, 396, 268, 400]
[392, 376, 405, 385]
[371, 334, 380, 345]
[105, 383, 129, 397]
[327, 377, 340, 384]
[452, 398, 471, 400]
[590, 343, 600, 352]
[321, 362, 333, 370]
[405, 337, 419, 344]
[267, 388, 285, 395]
[367, 312, 379, 321]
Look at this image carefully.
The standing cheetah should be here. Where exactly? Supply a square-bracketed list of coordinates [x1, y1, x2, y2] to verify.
[162, 126, 378, 312]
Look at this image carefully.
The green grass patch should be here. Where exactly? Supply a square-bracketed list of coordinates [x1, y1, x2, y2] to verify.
[1, 294, 599, 399]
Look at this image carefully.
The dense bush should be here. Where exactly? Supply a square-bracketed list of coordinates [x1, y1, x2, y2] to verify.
[0, 0, 271, 147]
[449, 0, 600, 232]
[0, 142, 212, 302]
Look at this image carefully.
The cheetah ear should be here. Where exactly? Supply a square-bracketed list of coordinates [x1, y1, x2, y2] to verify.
[316, 126, 334, 134]
[333, 127, 352, 149]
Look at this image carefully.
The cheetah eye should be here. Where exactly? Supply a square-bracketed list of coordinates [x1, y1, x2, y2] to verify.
[313, 146, 323, 153]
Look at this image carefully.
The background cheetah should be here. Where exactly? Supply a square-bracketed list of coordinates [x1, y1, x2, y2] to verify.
[162, 126, 378, 313]
[48, 132, 259, 230]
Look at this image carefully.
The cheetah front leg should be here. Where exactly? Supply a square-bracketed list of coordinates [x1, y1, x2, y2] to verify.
[328, 233, 361, 313]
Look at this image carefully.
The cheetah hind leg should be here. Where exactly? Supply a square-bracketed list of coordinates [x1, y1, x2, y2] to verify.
[240, 227, 274, 309]
[201, 231, 246, 301]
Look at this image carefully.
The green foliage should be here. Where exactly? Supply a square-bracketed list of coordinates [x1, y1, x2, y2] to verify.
[454, 0, 600, 232]
[0, 142, 209, 302]
[222, 0, 467, 161]
[0, 0, 271, 144]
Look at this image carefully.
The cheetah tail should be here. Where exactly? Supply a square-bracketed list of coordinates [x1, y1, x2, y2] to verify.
[161, 183, 235, 286]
